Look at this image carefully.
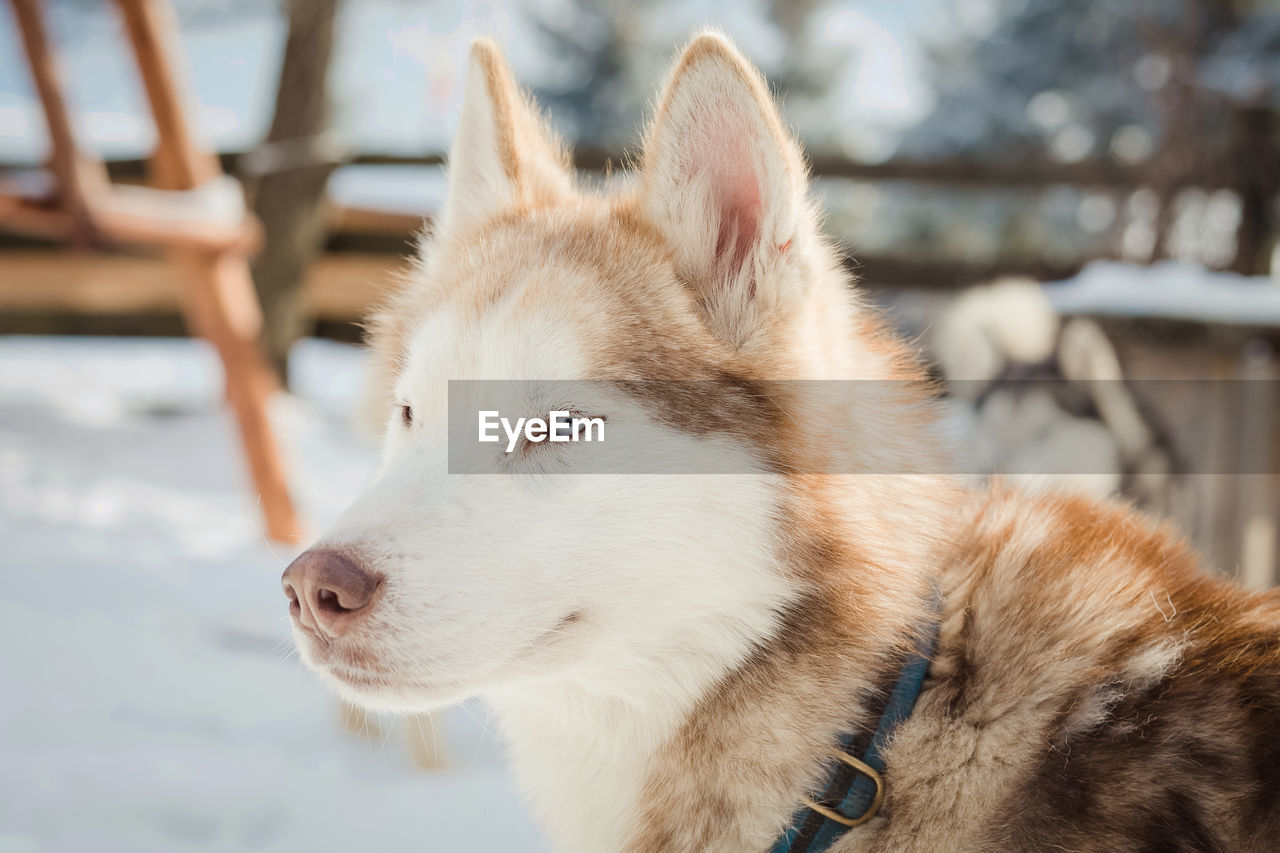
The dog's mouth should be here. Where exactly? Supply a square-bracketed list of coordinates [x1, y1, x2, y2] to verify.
[294, 628, 380, 671]
[328, 664, 412, 690]
[292, 629, 389, 682]
[291, 608, 587, 710]
[323, 663, 476, 711]
[292, 630, 472, 708]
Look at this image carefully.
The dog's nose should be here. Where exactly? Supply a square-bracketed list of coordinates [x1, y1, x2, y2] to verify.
[282, 549, 381, 638]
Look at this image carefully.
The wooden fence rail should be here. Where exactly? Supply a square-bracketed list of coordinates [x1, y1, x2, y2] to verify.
[89, 147, 1256, 192]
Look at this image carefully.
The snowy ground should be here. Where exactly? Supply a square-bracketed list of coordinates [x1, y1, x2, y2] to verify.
[0, 337, 550, 853]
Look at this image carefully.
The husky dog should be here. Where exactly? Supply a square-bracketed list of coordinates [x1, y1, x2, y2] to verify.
[283, 32, 1280, 852]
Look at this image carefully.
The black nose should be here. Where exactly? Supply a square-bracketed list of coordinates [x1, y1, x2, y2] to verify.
[282, 549, 381, 638]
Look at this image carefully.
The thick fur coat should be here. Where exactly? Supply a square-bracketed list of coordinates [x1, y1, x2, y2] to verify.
[286, 32, 1280, 852]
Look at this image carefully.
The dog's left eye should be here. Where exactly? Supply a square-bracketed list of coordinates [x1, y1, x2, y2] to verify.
[399, 405, 413, 427]
[517, 411, 605, 458]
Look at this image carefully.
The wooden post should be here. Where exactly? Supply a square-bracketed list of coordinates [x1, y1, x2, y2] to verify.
[246, 0, 343, 380]
[9, 0, 110, 231]
[113, 0, 301, 543]
[1226, 102, 1277, 277]
[1238, 340, 1276, 589]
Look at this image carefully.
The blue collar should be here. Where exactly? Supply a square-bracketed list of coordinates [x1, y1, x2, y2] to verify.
[768, 620, 938, 853]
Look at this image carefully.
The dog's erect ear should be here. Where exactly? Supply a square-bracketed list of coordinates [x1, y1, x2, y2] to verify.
[438, 39, 573, 239]
[641, 33, 811, 346]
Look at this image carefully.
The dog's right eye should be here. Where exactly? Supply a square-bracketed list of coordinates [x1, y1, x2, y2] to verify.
[399, 405, 413, 427]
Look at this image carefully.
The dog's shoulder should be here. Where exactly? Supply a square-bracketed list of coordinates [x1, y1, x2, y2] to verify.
[881, 487, 1280, 851]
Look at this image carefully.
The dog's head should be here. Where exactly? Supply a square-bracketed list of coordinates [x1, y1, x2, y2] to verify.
[284, 33, 926, 712]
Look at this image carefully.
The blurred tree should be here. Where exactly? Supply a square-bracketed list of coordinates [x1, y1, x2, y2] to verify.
[1138, 0, 1235, 262]
[523, 0, 639, 150]
[763, 0, 867, 155]
[904, 0, 1278, 274]
[766, 0, 833, 103]
[243, 0, 344, 381]
[904, 0, 1165, 163]
[1201, 6, 1280, 274]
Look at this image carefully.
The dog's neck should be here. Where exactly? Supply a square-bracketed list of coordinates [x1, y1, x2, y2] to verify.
[484, 585, 793, 852]
[484, 546, 942, 853]
[486, 675, 703, 852]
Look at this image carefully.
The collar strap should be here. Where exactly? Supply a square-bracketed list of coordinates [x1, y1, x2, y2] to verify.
[769, 620, 938, 853]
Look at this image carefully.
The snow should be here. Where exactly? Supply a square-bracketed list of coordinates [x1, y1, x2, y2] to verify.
[1045, 260, 1280, 327]
[327, 165, 447, 217]
[0, 337, 550, 853]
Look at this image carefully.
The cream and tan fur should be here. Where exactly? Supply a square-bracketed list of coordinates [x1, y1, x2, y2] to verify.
[287, 33, 1280, 852]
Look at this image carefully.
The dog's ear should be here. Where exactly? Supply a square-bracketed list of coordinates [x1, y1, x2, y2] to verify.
[438, 39, 573, 239]
[641, 32, 812, 347]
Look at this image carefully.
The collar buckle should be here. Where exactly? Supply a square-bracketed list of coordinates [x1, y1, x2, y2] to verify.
[804, 749, 885, 827]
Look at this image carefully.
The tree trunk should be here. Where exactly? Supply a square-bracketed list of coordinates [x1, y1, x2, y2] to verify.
[245, 0, 342, 382]
[1147, 3, 1204, 263]
[1226, 101, 1277, 276]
